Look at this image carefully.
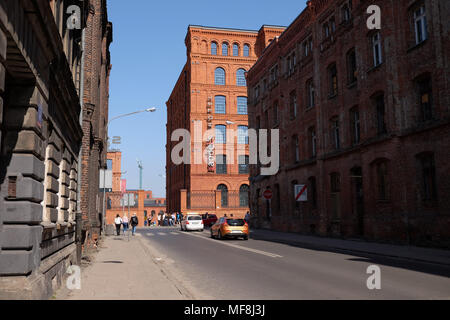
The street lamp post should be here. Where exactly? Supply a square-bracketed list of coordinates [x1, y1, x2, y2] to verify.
[102, 107, 157, 235]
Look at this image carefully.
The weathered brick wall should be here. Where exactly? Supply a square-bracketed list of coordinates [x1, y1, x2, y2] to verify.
[247, 0, 450, 247]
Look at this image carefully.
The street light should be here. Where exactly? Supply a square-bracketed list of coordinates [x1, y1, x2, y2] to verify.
[102, 107, 157, 235]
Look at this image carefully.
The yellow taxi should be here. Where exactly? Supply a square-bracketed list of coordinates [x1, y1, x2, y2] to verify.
[210, 217, 249, 240]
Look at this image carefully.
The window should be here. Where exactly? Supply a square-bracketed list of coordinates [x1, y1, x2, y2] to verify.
[309, 127, 317, 158]
[372, 32, 383, 67]
[293, 135, 300, 163]
[243, 44, 250, 57]
[304, 36, 313, 57]
[238, 156, 250, 174]
[233, 43, 239, 56]
[342, 3, 351, 23]
[211, 42, 217, 55]
[289, 91, 297, 120]
[375, 161, 389, 200]
[330, 17, 336, 33]
[307, 79, 315, 108]
[216, 156, 227, 174]
[222, 43, 229, 56]
[417, 153, 437, 201]
[237, 97, 248, 115]
[217, 184, 228, 207]
[215, 125, 226, 144]
[328, 63, 338, 96]
[215, 67, 225, 85]
[238, 126, 249, 144]
[414, 4, 427, 45]
[375, 94, 386, 135]
[331, 117, 340, 150]
[215, 95, 226, 114]
[239, 185, 250, 207]
[330, 173, 341, 193]
[270, 65, 279, 84]
[236, 69, 246, 86]
[350, 107, 361, 145]
[347, 48, 357, 84]
[254, 85, 260, 100]
[417, 76, 433, 121]
[323, 23, 330, 39]
[106, 159, 113, 170]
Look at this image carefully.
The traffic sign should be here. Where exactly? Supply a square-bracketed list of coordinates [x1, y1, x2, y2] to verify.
[263, 189, 273, 200]
[295, 185, 308, 202]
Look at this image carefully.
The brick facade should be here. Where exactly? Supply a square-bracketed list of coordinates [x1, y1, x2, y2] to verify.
[247, 0, 450, 248]
[105, 151, 166, 227]
[0, 0, 112, 299]
[166, 25, 284, 218]
[79, 0, 112, 250]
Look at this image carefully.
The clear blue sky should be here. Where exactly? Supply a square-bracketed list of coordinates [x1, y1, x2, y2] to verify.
[107, 0, 308, 197]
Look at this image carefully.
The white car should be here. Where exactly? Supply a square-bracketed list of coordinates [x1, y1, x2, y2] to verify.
[181, 214, 204, 232]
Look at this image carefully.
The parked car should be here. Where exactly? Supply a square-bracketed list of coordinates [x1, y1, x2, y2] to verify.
[202, 213, 218, 227]
[210, 217, 249, 240]
[181, 214, 204, 232]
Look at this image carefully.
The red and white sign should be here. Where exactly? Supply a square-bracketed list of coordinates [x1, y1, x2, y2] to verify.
[295, 185, 308, 202]
[263, 189, 273, 200]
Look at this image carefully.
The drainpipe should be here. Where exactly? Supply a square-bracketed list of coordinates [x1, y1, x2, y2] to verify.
[76, 23, 86, 264]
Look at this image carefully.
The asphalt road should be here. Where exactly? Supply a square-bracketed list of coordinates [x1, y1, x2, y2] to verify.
[137, 226, 450, 300]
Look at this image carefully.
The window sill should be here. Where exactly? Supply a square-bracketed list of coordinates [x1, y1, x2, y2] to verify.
[407, 39, 428, 53]
[367, 63, 383, 74]
[328, 93, 338, 100]
[347, 81, 357, 89]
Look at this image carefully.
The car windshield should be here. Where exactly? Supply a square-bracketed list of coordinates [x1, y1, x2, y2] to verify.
[188, 216, 202, 221]
[226, 219, 245, 226]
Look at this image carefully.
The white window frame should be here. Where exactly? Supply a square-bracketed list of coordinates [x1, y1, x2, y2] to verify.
[372, 32, 383, 67]
[414, 5, 427, 45]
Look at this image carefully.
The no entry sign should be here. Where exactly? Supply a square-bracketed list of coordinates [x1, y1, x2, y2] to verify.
[295, 185, 308, 202]
[263, 189, 273, 200]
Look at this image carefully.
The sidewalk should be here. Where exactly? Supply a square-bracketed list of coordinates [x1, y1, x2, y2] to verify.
[251, 229, 450, 266]
[56, 232, 199, 300]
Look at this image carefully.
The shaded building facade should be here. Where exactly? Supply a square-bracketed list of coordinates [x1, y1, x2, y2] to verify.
[166, 25, 284, 218]
[0, 0, 112, 299]
[247, 0, 450, 247]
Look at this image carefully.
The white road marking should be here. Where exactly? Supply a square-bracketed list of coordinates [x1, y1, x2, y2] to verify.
[181, 231, 283, 258]
[170, 232, 179, 235]
[145, 233, 154, 237]
[157, 232, 166, 236]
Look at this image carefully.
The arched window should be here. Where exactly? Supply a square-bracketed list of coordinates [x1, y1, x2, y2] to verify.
[233, 43, 239, 56]
[243, 44, 250, 57]
[240, 185, 249, 207]
[217, 184, 228, 207]
[236, 68, 246, 86]
[211, 42, 217, 55]
[215, 95, 226, 114]
[215, 67, 225, 85]
[222, 43, 229, 56]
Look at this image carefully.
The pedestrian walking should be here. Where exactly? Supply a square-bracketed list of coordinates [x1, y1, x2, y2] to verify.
[114, 214, 123, 236]
[176, 212, 180, 224]
[245, 211, 250, 224]
[130, 213, 139, 236]
[158, 213, 162, 226]
[171, 213, 175, 226]
[122, 215, 129, 235]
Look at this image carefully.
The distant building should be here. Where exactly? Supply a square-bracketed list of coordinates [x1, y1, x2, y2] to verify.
[247, 0, 450, 247]
[166, 25, 284, 218]
[105, 151, 166, 227]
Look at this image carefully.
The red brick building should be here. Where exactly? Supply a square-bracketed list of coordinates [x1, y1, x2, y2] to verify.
[79, 0, 113, 249]
[166, 25, 284, 218]
[247, 0, 450, 247]
[105, 151, 166, 227]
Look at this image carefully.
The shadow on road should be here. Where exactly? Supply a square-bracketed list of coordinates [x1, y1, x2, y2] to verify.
[249, 232, 450, 279]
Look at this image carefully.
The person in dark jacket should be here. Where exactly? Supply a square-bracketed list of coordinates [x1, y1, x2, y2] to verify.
[130, 213, 139, 236]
